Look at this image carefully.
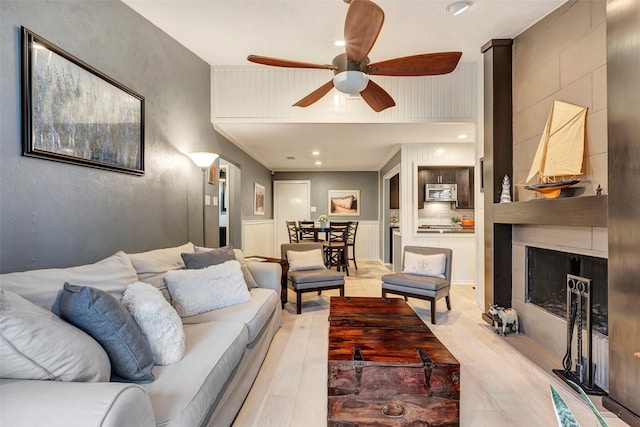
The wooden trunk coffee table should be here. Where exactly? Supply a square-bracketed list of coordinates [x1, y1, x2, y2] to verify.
[328, 296, 460, 426]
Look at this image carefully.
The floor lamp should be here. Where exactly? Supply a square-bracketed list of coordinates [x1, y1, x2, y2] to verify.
[187, 152, 219, 246]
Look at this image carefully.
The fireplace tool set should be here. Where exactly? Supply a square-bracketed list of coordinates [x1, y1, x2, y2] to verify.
[553, 274, 606, 395]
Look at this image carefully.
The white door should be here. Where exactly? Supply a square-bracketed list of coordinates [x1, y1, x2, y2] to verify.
[274, 180, 311, 255]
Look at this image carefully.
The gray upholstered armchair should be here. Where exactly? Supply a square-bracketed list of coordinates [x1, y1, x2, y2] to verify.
[381, 246, 452, 324]
[281, 243, 345, 314]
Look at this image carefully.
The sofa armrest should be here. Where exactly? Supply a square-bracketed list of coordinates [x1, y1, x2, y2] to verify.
[247, 261, 281, 293]
[0, 379, 155, 427]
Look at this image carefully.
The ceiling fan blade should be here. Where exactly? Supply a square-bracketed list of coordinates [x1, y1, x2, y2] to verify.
[360, 80, 395, 112]
[293, 80, 335, 108]
[247, 55, 337, 70]
[344, 0, 384, 63]
[368, 52, 463, 76]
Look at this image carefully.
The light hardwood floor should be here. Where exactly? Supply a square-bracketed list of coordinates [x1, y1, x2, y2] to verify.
[234, 261, 628, 427]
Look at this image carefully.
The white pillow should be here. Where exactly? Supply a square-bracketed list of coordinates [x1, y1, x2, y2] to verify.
[0, 289, 111, 382]
[287, 249, 326, 271]
[165, 260, 250, 317]
[122, 282, 185, 365]
[403, 252, 447, 278]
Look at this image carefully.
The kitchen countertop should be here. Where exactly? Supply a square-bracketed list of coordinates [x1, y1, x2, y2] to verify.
[416, 227, 475, 234]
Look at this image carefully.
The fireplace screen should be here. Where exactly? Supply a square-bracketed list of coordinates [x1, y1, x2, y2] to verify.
[526, 247, 608, 335]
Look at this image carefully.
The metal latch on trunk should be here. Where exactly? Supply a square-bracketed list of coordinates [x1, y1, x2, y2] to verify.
[417, 347, 435, 395]
[353, 346, 364, 388]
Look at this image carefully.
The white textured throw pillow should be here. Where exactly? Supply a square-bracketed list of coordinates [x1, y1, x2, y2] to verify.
[122, 282, 185, 365]
[165, 260, 251, 317]
[403, 252, 447, 278]
[0, 289, 111, 382]
[287, 249, 326, 271]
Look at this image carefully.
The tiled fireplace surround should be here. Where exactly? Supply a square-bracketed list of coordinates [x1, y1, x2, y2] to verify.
[511, 223, 608, 388]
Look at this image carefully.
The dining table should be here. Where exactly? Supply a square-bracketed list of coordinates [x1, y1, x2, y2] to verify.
[297, 225, 330, 242]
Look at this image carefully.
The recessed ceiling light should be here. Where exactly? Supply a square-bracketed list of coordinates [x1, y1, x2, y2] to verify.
[315, 161, 322, 166]
[312, 150, 320, 156]
[334, 40, 346, 47]
[457, 134, 468, 139]
[446, 1, 472, 16]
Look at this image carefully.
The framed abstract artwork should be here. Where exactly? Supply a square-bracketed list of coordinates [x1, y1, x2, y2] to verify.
[328, 190, 360, 216]
[21, 27, 145, 175]
[254, 183, 265, 215]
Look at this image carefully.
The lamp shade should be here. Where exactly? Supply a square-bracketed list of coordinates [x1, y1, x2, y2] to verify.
[187, 152, 219, 169]
[333, 71, 369, 95]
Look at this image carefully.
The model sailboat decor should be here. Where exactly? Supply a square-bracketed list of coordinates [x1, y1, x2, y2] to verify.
[523, 100, 588, 199]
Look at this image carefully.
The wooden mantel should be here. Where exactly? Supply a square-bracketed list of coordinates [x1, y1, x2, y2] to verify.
[493, 195, 608, 227]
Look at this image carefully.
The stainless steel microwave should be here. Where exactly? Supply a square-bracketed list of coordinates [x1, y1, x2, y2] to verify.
[425, 183, 457, 203]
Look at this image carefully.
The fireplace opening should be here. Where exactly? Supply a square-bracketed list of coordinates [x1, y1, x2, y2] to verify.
[526, 247, 608, 336]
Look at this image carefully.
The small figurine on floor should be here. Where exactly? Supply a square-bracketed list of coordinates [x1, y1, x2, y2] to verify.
[488, 304, 519, 336]
[500, 174, 512, 203]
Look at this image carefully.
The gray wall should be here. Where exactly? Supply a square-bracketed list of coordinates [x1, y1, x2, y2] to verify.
[0, 1, 271, 273]
[273, 171, 378, 220]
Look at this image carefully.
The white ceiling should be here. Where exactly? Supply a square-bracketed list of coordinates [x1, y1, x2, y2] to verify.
[124, 0, 567, 171]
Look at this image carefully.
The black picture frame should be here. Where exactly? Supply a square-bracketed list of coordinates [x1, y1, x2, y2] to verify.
[21, 27, 145, 175]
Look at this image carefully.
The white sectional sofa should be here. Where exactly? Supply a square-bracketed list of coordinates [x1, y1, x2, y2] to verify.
[0, 242, 282, 427]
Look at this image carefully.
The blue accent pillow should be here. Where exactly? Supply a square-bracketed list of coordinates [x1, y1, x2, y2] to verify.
[55, 283, 155, 383]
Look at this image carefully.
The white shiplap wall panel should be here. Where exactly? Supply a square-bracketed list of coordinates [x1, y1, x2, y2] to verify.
[212, 63, 476, 123]
[242, 220, 276, 258]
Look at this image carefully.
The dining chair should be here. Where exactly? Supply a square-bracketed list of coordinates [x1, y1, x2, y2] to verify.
[322, 222, 349, 276]
[345, 221, 359, 270]
[297, 220, 318, 241]
[286, 221, 299, 243]
[381, 246, 452, 324]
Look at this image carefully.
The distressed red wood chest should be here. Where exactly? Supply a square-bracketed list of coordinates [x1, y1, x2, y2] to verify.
[328, 297, 460, 426]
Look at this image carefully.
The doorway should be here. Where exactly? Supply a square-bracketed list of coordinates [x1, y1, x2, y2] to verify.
[219, 159, 241, 248]
[273, 180, 311, 254]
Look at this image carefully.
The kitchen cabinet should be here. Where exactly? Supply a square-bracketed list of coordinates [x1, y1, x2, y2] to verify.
[390, 174, 399, 209]
[417, 166, 474, 209]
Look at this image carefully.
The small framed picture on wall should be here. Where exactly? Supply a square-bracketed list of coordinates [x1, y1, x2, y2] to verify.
[254, 183, 265, 215]
[328, 190, 360, 216]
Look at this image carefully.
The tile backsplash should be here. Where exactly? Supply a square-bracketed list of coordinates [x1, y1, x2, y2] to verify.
[417, 202, 474, 225]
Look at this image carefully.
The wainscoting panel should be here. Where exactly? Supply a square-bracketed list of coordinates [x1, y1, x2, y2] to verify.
[351, 221, 380, 262]
[242, 220, 276, 258]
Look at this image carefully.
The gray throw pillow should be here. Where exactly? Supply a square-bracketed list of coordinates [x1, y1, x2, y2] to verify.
[181, 245, 235, 269]
[182, 245, 258, 289]
[55, 283, 155, 383]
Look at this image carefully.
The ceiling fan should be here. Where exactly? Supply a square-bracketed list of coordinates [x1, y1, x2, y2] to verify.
[247, 0, 462, 112]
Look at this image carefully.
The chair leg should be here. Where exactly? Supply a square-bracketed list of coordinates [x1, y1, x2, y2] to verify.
[296, 291, 302, 315]
[403, 296, 408, 302]
[351, 245, 358, 270]
[445, 295, 451, 310]
[317, 291, 322, 295]
[339, 285, 344, 296]
[430, 299, 436, 324]
[382, 289, 387, 298]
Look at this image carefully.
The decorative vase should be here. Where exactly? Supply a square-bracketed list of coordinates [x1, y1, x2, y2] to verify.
[320, 221, 328, 230]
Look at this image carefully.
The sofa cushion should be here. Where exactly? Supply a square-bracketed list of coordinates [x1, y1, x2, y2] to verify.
[122, 282, 185, 366]
[193, 246, 258, 289]
[0, 289, 111, 382]
[126, 243, 195, 299]
[0, 251, 138, 311]
[182, 288, 278, 344]
[402, 252, 446, 278]
[142, 321, 248, 427]
[165, 261, 250, 317]
[55, 284, 155, 383]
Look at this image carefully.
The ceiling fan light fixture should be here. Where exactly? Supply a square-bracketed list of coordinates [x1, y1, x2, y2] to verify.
[446, 1, 471, 16]
[333, 71, 369, 95]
